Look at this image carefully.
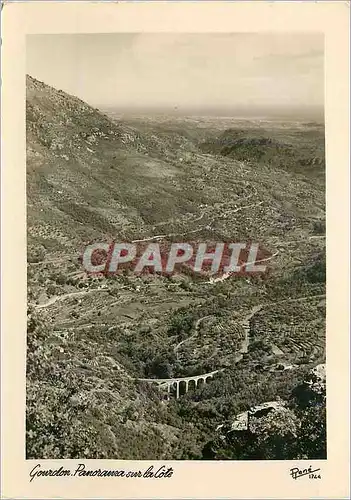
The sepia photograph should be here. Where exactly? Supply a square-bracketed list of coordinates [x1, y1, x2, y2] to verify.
[1, 2, 350, 499]
[26, 32, 327, 461]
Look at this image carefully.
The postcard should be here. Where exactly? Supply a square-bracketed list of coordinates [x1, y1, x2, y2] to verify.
[1, 1, 350, 499]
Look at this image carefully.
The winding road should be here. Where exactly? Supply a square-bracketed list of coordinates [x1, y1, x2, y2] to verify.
[32, 288, 109, 309]
[173, 315, 212, 359]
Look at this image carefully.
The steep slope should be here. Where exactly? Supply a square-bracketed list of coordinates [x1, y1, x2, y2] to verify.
[27, 76, 202, 459]
[27, 75, 205, 261]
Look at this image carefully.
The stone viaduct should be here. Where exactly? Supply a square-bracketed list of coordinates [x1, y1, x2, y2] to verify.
[137, 369, 224, 399]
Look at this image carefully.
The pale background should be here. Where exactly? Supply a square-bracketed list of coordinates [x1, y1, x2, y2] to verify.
[26, 32, 324, 118]
[1, 2, 350, 499]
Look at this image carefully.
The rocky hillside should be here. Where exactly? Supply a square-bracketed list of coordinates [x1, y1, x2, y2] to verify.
[204, 364, 326, 460]
[200, 126, 325, 181]
[27, 75, 224, 261]
[26, 75, 326, 460]
[27, 75, 325, 261]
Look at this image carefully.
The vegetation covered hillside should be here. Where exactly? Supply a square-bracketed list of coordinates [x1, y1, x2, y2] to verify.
[27, 76, 326, 460]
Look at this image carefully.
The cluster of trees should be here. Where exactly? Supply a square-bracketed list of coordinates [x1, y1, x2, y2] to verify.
[27, 303, 326, 461]
[199, 127, 325, 180]
[199, 370, 326, 460]
[168, 307, 195, 339]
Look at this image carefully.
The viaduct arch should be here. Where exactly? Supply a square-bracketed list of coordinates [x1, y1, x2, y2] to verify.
[136, 369, 224, 399]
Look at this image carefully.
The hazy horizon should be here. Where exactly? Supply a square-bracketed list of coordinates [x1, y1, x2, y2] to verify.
[27, 33, 324, 119]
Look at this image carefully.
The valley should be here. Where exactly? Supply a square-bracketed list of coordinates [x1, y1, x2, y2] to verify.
[26, 75, 326, 460]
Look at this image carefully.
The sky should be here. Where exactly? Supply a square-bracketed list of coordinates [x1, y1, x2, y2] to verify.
[26, 33, 324, 117]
